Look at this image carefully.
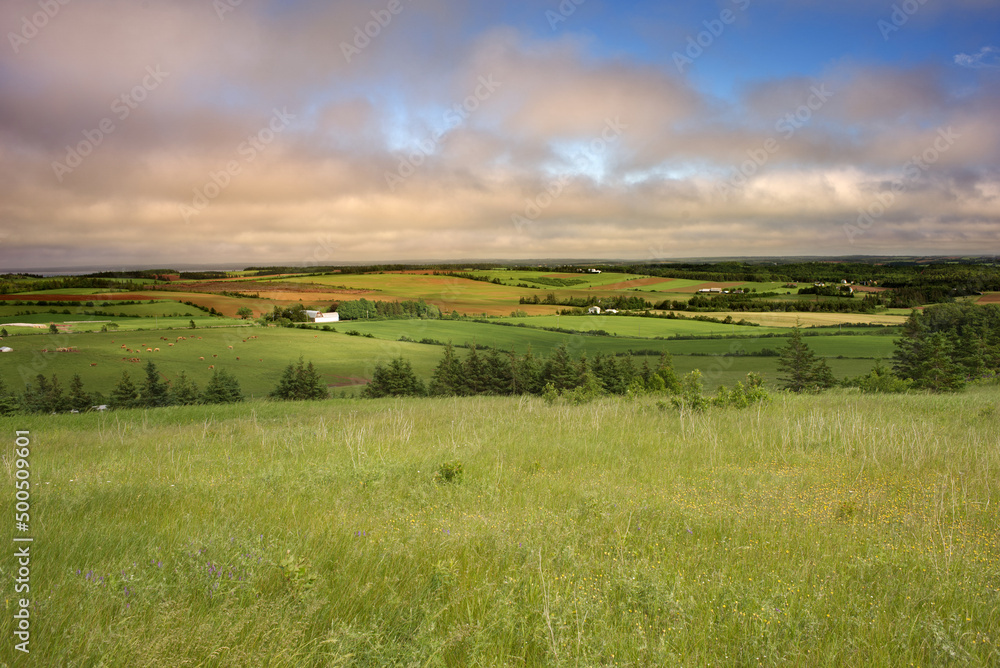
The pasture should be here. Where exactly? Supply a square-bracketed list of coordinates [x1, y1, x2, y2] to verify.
[2, 389, 997, 665]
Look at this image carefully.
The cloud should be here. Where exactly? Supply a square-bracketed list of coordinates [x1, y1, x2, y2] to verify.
[0, 0, 998, 267]
[954, 46, 1000, 69]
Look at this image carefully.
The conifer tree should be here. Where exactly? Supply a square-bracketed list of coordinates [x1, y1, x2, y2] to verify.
[110, 371, 140, 409]
[202, 369, 244, 404]
[169, 371, 201, 405]
[777, 327, 835, 392]
[141, 361, 170, 407]
[429, 343, 465, 396]
[67, 374, 92, 412]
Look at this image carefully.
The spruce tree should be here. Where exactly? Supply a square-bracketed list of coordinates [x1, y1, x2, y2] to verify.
[512, 347, 542, 395]
[169, 371, 201, 405]
[0, 377, 20, 415]
[362, 358, 425, 398]
[203, 369, 244, 403]
[270, 357, 328, 400]
[67, 374, 92, 412]
[911, 333, 965, 392]
[141, 361, 170, 407]
[777, 327, 834, 392]
[429, 343, 464, 396]
[462, 345, 489, 395]
[484, 348, 514, 395]
[541, 344, 578, 392]
[110, 371, 140, 409]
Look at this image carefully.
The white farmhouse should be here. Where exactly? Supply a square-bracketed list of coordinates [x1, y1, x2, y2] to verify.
[587, 306, 601, 314]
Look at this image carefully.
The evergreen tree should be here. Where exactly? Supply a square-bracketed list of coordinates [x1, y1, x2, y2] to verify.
[269, 357, 328, 400]
[169, 371, 201, 405]
[892, 311, 927, 379]
[67, 374, 92, 412]
[141, 361, 170, 407]
[202, 369, 244, 404]
[541, 344, 578, 392]
[21, 374, 49, 413]
[483, 348, 515, 395]
[652, 352, 681, 394]
[0, 377, 20, 415]
[110, 371, 140, 409]
[777, 327, 835, 392]
[461, 345, 490, 395]
[429, 343, 465, 396]
[512, 347, 542, 395]
[911, 333, 965, 392]
[362, 357, 425, 398]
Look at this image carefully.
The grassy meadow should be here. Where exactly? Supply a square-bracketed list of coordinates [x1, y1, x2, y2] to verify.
[2, 388, 998, 666]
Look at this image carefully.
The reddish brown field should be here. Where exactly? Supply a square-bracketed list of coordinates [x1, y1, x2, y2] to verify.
[977, 293, 1000, 303]
[0, 293, 165, 302]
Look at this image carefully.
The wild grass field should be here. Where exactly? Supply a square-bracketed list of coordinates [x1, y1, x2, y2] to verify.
[2, 388, 998, 666]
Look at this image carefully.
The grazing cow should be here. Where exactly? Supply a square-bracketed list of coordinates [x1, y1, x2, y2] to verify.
[213, 354, 218, 358]
[146, 348, 152, 353]
[168, 343, 174, 347]
[90, 363, 98, 367]
[228, 345, 233, 349]
[235, 357, 239, 360]
[154, 348, 159, 352]
[199, 356, 204, 361]
[208, 365, 214, 369]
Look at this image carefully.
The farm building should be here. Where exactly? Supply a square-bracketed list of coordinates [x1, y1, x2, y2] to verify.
[305, 310, 339, 323]
[587, 306, 601, 314]
[696, 287, 722, 294]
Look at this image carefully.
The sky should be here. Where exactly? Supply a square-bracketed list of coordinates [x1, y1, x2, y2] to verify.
[1, 0, 998, 270]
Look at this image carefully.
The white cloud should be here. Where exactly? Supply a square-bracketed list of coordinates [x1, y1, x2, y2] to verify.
[954, 46, 1000, 69]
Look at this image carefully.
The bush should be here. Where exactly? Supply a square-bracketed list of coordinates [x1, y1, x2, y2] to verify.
[434, 461, 464, 484]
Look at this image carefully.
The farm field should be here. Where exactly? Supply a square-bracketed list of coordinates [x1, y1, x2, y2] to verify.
[3, 389, 997, 665]
[0, 327, 449, 398]
[705, 311, 909, 327]
[504, 315, 787, 337]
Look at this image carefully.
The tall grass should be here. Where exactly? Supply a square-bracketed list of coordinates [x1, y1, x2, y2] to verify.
[2, 388, 998, 665]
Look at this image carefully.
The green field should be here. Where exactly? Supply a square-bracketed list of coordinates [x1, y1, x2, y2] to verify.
[504, 314, 787, 337]
[3, 389, 997, 665]
[0, 327, 456, 399]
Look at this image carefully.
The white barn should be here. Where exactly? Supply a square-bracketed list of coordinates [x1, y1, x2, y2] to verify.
[305, 310, 339, 323]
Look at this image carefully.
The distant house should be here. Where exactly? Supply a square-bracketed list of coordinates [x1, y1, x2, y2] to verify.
[305, 310, 339, 323]
[588, 268, 602, 274]
[605, 309, 618, 314]
[696, 287, 722, 294]
[587, 306, 601, 314]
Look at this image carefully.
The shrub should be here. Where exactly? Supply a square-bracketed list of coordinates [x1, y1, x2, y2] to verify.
[434, 461, 464, 484]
